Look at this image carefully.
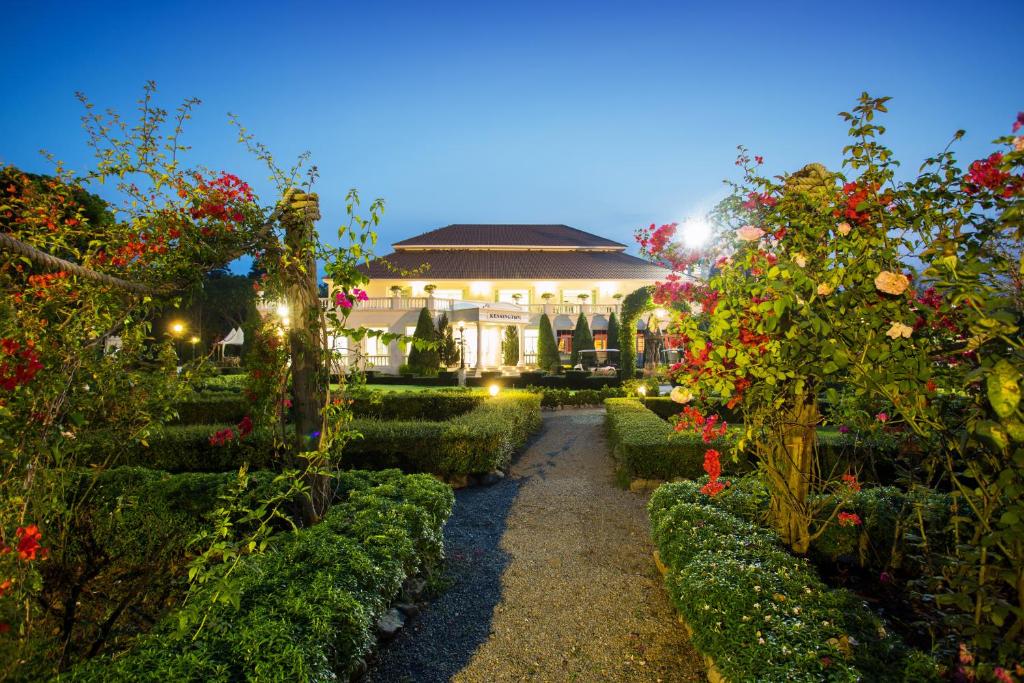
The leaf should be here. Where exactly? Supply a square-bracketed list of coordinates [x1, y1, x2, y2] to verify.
[987, 360, 1021, 418]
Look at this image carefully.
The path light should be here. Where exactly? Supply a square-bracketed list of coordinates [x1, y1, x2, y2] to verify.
[276, 303, 289, 318]
[636, 385, 647, 397]
[169, 321, 185, 336]
[488, 383, 500, 397]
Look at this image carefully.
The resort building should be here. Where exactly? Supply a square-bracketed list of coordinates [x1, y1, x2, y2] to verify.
[328, 224, 672, 373]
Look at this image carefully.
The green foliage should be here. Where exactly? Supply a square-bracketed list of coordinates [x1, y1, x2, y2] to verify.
[501, 325, 519, 366]
[172, 392, 249, 425]
[342, 392, 542, 475]
[618, 286, 653, 379]
[606, 311, 621, 351]
[536, 313, 561, 373]
[435, 312, 459, 367]
[648, 483, 940, 682]
[406, 307, 439, 375]
[347, 389, 482, 420]
[569, 313, 593, 366]
[604, 398, 740, 480]
[198, 374, 248, 392]
[66, 470, 454, 682]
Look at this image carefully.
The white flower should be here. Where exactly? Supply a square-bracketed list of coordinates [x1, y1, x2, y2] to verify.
[792, 253, 807, 268]
[758, 637, 766, 645]
[885, 321, 913, 339]
[736, 225, 766, 242]
[670, 386, 694, 404]
[837, 222, 852, 236]
[874, 270, 910, 296]
[61, 430, 76, 440]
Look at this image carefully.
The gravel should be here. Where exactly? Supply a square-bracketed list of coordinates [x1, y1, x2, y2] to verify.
[365, 408, 705, 682]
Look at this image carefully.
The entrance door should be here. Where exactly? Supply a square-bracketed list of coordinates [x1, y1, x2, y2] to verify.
[481, 326, 501, 367]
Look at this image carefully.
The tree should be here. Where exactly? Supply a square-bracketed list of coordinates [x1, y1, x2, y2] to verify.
[607, 311, 621, 351]
[406, 307, 439, 374]
[570, 313, 593, 366]
[435, 312, 459, 367]
[501, 325, 519, 365]
[536, 313, 560, 373]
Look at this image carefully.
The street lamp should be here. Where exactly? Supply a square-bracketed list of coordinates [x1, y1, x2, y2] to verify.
[457, 321, 466, 370]
[189, 336, 200, 361]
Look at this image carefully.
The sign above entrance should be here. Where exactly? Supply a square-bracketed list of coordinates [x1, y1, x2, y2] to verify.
[479, 307, 531, 325]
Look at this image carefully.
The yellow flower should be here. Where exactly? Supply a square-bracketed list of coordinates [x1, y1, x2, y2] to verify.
[670, 386, 694, 404]
[792, 253, 807, 268]
[837, 222, 852, 236]
[886, 321, 913, 339]
[817, 283, 833, 296]
[874, 270, 909, 296]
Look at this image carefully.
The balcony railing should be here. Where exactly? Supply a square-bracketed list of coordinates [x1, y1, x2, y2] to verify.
[525, 303, 620, 315]
[316, 297, 620, 316]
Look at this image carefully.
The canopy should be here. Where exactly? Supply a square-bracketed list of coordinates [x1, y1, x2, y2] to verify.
[218, 328, 244, 346]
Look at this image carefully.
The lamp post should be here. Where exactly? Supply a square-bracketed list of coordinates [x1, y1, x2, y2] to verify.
[189, 336, 200, 361]
[169, 321, 186, 362]
[457, 321, 466, 386]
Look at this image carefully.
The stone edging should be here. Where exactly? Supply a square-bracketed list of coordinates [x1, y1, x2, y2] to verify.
[652, 550, 729, 683]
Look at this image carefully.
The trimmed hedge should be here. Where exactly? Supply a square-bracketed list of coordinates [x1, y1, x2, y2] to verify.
[77, 424, 280, 473]
[172, 392, 249, 425]
[649, 482, 940, 682]
[604, 398, 741, 480]
[197, 374, 248, 392]
[68, 469, 454, 682]
[342, 392, 542, 475]
[347, 390, 483, 420]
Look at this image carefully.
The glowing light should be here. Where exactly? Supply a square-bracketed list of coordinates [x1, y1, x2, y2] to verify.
[653, 308, 668, 320]
[189, 336, 200, 344]
[682, 217, 712, 249]
[534, 281, 557, 297]
[410, 281, 427, 296]
[470, 281, 491, 296]
[597, 282, 617, 298]
[170, 322, 185, 335]
[636, 385, 647, 397]
[488, 383, 500, 397]
[276, 303, 289, 318]
[281, 317, 290, 327]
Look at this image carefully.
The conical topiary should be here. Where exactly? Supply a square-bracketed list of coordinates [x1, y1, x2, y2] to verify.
[570, 313, 594, 366]
[407, 307, 440, 375]
[607, 311, 620, 351]
[537, 313, 561, 373]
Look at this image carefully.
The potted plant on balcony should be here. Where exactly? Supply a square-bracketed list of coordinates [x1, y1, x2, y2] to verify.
[577, 293, 590, 304]
[541, 292, 554, 302]
[389, 285, 403, 297]
[424, 284, 437, 295]
[511, 292, 523, 305]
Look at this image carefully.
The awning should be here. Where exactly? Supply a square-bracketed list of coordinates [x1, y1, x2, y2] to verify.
[553, 315, 575, 330]
[590, 314, 608, 330]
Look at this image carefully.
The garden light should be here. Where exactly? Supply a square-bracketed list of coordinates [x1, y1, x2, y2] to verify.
[636, 385, 647, 397]
[170, 321, 185, 336]
[276, 303, 289, 318]
[488, 383, 500, 397]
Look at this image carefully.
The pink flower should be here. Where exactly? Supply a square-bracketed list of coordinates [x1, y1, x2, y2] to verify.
[335, 291, 353, 309]
[993, 667, 1013, 683]
[353, 288, 369, 302]
[876, 412, 888, 423]
[1014, 112, 1024, 133]
[879, 571, 893, 584]
[735, 225, 766, 242]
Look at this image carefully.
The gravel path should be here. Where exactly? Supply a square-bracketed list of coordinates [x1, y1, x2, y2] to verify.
[366, 408, 705, 682]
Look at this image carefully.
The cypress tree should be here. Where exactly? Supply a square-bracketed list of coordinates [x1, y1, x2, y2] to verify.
[501, 325, 519, 366]
[435, 312, 458, 367]
[407, 307, 440, 375]
[607, 311, 621, 351]
[570, 313, 594, 366]
[537, 313, 561, 373]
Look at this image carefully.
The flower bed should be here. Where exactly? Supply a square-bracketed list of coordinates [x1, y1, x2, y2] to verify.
[648, 482, 940, 682]
[343, 392, 542, 475]
[67, 469, 453, 682]
[604, 398, 741, 480]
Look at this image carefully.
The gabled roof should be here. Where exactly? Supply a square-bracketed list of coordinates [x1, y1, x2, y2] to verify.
[393, 224, 626, 251]
[358, 249, 671, 280]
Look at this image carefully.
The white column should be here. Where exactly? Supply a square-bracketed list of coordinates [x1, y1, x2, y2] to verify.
[475, 323, 484, 371]
[516, 325, 525, 368]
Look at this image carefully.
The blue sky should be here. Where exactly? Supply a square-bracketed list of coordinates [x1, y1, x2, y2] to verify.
[1, 0, 1020, 271]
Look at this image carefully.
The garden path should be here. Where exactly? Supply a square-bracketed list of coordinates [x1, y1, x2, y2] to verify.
[366, 408, 705, 682]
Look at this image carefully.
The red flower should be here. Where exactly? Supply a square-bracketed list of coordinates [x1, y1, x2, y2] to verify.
[0, 578, 12, 597]
[963, 153, 1023, 198]
[236, 415, 253, 438]
[14, 525, 47, 561]
[841, 473, 861, 493]
[838, 512, 862, 527]
[700, 449, 728, 496]
[208, 428, 236, 446]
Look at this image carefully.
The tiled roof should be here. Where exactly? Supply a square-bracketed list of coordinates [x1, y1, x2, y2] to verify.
[358, 249, 671, 280]
[393, 224, 626, 250]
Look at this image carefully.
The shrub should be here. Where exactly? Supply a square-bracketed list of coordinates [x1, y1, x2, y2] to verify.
[347, 389, 483, 421]
[342, 392, 542, 475]
[68, 469, 454, 682]
[569, 312, 593, 366]
[536, 313, 561, 373]
[649, 483, 940, 682]
[197, 374, 248, 392]
[77, 424, 280, 472]
[406, 307, 440, 375]
[604, 398, 741, 480]
[172, 392, 249, 425]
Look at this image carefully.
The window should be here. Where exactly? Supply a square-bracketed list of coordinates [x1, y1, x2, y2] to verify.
[557, 331, 573, 353]
[497, 289, 530, 305]
[404, 326, 418, 357]
[365, 327, 389, 358]
[593, 332, 607, 350]
[430, 288, 463, 301]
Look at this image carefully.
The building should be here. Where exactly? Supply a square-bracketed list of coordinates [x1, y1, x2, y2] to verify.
[328, 224, 672, 373]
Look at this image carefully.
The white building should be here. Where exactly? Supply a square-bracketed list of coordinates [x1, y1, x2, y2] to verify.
[327, 224, 671, 373]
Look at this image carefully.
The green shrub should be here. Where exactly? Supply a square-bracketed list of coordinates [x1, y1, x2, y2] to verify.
[536, 313, 561, 373]
[604, 398, 741, 480]
[197, 374, 248, 392]
[648, 483, 939, 682]
[172, 392, 249, 425]
[77, 424, 280, 473]
[67, 470, 454, 682]
[342, 392, 542, 475]
[347, 389, 483, 420]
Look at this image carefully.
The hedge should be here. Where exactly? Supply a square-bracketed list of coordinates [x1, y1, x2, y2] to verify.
[347, 389, 482, 421]
[604, 398, 742, 480]
[342, 392, 542, 475]
[197, 374, 248, 392]
[68, 469, 454, 682]
[172, 392, 249, 425]
[648, 482, 940, 682]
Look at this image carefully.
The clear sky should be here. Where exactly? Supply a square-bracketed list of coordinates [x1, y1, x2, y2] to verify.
[2, 0, 1020, 271]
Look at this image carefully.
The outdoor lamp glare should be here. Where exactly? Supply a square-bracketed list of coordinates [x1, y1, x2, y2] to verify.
[189, 336, 199, 344]
[653, 307, 667, 320]
[637, 385, 647, 397]
[276, 303, 289, 318]
[488, 384, 500, 397]
[170, 322, 185, 335]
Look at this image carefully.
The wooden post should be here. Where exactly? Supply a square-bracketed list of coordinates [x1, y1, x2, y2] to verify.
[281, 190, 329, 525]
